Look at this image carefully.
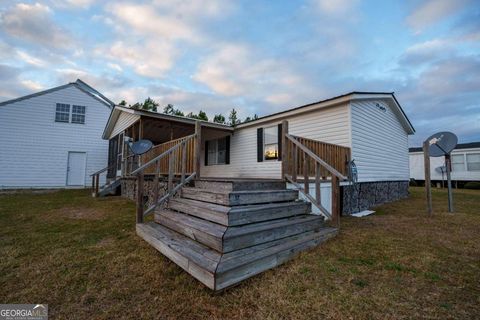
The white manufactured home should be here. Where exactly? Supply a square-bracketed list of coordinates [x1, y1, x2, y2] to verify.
[97, 91, 415, 290]
[101, 91, 415, 213]
[0, 79, 113, 189]
[409, 142, 480, 185]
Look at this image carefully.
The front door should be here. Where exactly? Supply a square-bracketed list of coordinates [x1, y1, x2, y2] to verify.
[67, 152, 87, 186]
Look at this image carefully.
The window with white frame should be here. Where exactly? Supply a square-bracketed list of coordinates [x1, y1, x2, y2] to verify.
[71, 105, 86, 124]
[55, 103, 70, 123]
[207, 138, 227, 165]
[451, 154, 465, 172]
[467, 153, 480, 171]
[264, 126, 278, 160]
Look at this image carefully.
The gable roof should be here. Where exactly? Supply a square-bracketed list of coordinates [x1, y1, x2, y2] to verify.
[0, 79, 114, 108]
[409, 141, 480, 153]
[236, 91, 415, 134]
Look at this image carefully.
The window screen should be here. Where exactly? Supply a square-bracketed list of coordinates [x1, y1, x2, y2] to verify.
[55, 103, 70, 122]
[264, 126, 278, 160]
[467, 153, 480, 171]
[72, 105, 86, 124]
[207, 138, 227, 165]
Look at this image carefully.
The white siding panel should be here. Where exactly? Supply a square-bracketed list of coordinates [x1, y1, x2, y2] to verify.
[0, 86, 111, 188]
[110, 112, 140, 138]
[350, 100, 409, 182]
[201, 103, 350, 179]
[410, 149, 480, 181]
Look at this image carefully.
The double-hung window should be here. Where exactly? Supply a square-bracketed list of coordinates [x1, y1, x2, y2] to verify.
[264, 126, 279, 160]
[467, 153, 480, 171]
[55, 103, 86, 124]
[71, 105, 86, 124]
[451, 154, 465, 172]
[55, 103, 70, 123]
[206, 137, 227, 165]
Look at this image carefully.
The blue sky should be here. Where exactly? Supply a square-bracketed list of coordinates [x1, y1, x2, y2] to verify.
[0, 0, 479, 146]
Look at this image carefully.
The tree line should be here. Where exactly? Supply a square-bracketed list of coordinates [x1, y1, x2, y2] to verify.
[118, 97, 259, 126]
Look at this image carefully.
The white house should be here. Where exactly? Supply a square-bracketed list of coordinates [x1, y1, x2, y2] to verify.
[102, 91, 415, 213]
[0, 79, 114, 189]
[409, 142, 480, 185]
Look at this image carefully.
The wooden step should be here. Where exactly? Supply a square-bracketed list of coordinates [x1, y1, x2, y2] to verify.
[194, 179, 286, 192]
[154, 210, 324, 253]
[168, 198, 311, 226]
[181, 187, 299, 206]
[216, 227, 337, 290]
[136, 222, 220, 290]
[155, 210, 226, 252]
[137, 222, 337, 291]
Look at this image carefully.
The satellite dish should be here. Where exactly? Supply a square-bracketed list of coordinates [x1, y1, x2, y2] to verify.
[129, 139, 153, 155]
[426, 132, 458, 157]
[435, 165, 446, 174]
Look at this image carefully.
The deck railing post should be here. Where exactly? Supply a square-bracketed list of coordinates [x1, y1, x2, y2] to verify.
[194, 121, 201, 179]
[153, 160, 160, 207]
[136, 172, 144, 224]
[91, 175, 96, 197]
[292, 144, 298, 181]
[281, 120, 288, 179]
[315, 162, 321, 206]
[168, 150, 174, 195]
[95, 174, 100, 196]
[331, 175, 340, 227]
[181, 141, 187, 184]
[304, 151, 309, 194]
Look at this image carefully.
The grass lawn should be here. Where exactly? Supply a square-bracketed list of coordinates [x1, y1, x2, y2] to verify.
[0, 187, 479, 319]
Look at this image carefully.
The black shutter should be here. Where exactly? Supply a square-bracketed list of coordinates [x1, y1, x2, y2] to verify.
[204, 140, 209, 166]
[277, 123, 282, 161]
[225, 136, 230, 164]
[257, 128, 264, 162]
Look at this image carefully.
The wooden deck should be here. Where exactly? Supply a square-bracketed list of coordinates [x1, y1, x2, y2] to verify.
[136, 179, 338, 291]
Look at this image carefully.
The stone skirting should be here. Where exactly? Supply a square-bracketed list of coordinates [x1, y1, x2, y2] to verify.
[341, 181, 409, 215]
[121, 176, 169, 208]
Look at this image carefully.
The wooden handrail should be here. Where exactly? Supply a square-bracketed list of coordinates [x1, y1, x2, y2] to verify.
[135, 129, 200, 223]
[90, 164, 113, 176]
[286, 134, 348, 180]
[282, 120, 349, 226]
[132, 133, 196, 175]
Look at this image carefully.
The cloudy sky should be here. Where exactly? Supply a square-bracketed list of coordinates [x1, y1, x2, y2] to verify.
[0, 0, 479, 146]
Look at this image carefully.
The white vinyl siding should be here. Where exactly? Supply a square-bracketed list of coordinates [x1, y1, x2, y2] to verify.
[350, 100, 409, 182]
[110, 112, 140, 138]
[409, 149, 480, 181]
[201, 103, 351, 179]
[0, 85, 111, 188]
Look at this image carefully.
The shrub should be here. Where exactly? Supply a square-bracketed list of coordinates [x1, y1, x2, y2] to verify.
[409, 179, 418, 187]
[464, 182, 480, 190]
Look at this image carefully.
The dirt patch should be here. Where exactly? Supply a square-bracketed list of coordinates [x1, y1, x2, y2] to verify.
[50, 206, 107, 220]
[93, 237, 116, 248]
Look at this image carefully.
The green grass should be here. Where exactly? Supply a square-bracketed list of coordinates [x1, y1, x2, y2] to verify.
[0, 187, 479, 319]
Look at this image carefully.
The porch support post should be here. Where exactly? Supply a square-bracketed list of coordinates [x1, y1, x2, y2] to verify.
[194, 121, 202, 179]
[281, 120, 288, 179]
[136, 172, 144, 224]
[331, 175, 340, 227]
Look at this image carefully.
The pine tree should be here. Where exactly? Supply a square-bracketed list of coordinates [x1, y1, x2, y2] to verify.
[213, 114, 226, 124]
[228, 108, 239, 126]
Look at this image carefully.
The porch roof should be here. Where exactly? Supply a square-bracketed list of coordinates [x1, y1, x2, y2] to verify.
[102, 105, 233, 139]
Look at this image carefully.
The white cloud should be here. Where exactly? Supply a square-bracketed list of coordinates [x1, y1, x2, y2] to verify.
[406, 0, 470, 33]
[65, 0, 96, 8]
[0, 3, 71, 49]
[96, 40, 177, 77]
[193, 43, 320, 108]
[312, 0, 359, 15]
[20, 79, 44, 91]
[17, 50, 48, 67]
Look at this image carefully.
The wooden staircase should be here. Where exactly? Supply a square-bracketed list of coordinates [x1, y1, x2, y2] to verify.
[136, 179, 337, 291]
